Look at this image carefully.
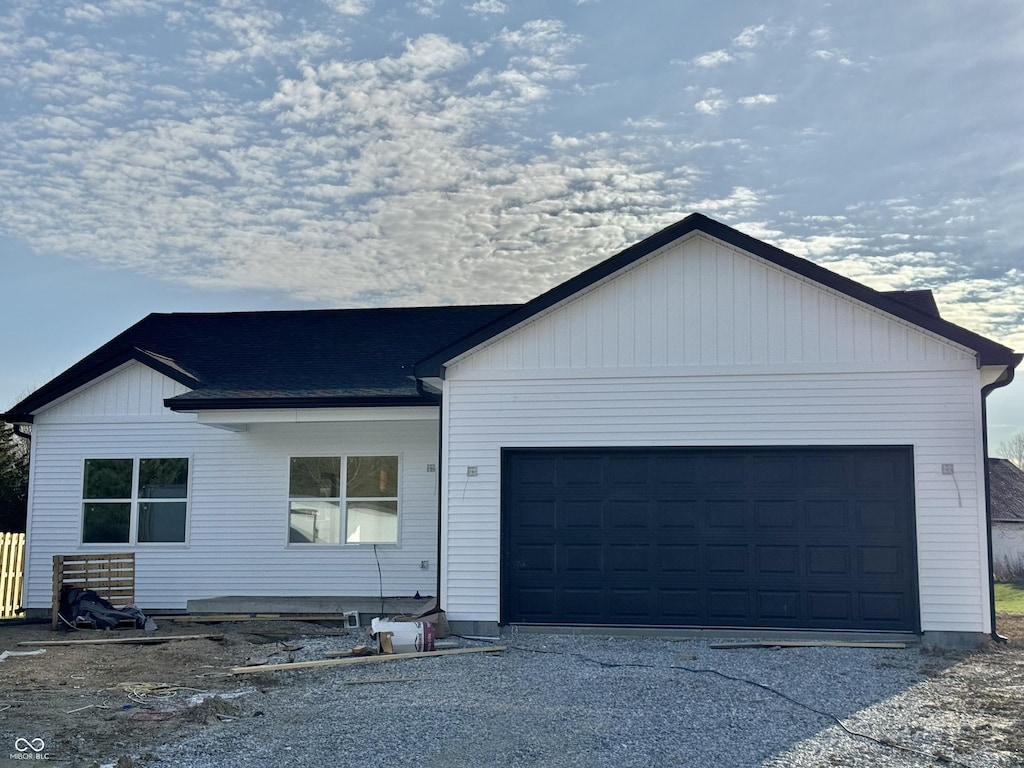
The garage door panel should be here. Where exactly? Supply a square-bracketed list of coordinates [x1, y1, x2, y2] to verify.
[607, 456, 649, 486]
[807, 546, 851, 575]
[660, 590, 701, 621]
[858, 546, 904, 576]
[562, 456, 603, 486]
[707, 500, 747, 528]
[513, 543, 556, 573]
[652, 455, 701, 485]
[707, 545, 748, 575]
[708, 590, 750, 619]
[563, 544, 602, 573]
[513, 456, 558, 486]
[758, 591, 801, 620]
[513, 500, 557, 530]
[608, 501, 650, 530]
[859, 593, 907, 623]
[753, 455, 799, 484]
[854, 455, 901, 487]
[561, 589, 604, 620]
[608, 544, 651, 574]
[801, 456, 848, 487]
[756, 545, 800, 575]
[704, 455, 748, 483]
[658, 545, 698, 573]
[514, 589, 557, 621]
[563, 500, 601, 530]
[857, 501, 904, 533]
[502, 447, 918, 631]
[805, 500, 850, 529]
[808, 592, 853, 622]
[610, 589, 652, 618]
[655, 500, 700, 531]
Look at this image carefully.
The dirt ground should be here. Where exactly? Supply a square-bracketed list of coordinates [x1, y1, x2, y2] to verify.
[0, 616, 362, 767]
[2, 616, 1024, 767]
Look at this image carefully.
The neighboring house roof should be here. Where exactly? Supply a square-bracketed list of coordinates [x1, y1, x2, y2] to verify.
[882, 289, 942, 319]
[990, 458, 1024, 522]
[416, 213, 1020, 377]
[2, 305, 518, 421]
[3, 213, 1020, 423]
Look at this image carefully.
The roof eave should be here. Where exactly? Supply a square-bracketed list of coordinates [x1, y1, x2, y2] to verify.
[4, 346, 202, 422]
[165, 394, 436, 412]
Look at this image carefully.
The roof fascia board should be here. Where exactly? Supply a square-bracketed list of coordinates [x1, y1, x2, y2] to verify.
[194, 405, 439, 428]
[166, 395, 435, 411]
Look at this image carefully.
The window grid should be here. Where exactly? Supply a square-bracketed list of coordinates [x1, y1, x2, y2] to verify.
[81, 457, 189, 545]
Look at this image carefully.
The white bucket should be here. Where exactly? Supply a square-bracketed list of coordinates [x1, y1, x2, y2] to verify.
[371, 618, 435, 654]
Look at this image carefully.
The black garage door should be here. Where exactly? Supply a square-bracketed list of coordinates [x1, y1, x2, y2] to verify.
[502, 447, 918, 632]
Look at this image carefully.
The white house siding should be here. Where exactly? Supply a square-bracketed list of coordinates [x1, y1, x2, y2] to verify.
[440, 234, 990, 634]
[992, 524, 1024, 574]
[25, 366, 440, 610]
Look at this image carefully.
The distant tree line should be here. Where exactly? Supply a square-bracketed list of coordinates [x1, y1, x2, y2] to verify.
[0, 423, 28, 532]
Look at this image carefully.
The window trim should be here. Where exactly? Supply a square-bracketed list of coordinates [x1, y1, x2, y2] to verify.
[79, 456, 191, 548]
[286, 454, 401, 547]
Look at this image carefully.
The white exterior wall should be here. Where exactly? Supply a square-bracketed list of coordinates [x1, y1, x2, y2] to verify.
[441, 234, 990, 633]
[25, 363, 440, 609]
[992, 524, 1024, 573]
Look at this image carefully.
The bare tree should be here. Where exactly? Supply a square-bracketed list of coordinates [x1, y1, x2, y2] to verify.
[999, 432, 1024, 469]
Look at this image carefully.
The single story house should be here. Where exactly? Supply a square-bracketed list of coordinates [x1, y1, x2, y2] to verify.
[990, 458, 1024, 578]
[5, 214, 1020, 645]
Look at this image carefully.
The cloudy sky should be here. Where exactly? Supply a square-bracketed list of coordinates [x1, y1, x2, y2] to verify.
[1, 0, 1022, 449]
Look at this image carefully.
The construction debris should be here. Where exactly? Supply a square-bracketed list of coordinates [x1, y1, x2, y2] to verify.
[230, 645, 507, 675]
[710, 640, 908, 650]
[0, 648, 46, 662]
[162, 612, 359, 627]
[18, 634, 223, 647]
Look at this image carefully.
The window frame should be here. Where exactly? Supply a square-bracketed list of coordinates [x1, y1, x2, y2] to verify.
[286, 454, 401, 547]
[80, 456, 191, 547]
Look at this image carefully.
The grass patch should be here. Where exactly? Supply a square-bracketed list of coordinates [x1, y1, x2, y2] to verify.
[994, 582, 1024, 614]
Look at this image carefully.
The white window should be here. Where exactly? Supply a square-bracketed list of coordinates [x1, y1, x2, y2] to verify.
[81, 458, 189, 544]
[288, 455, 398, 545]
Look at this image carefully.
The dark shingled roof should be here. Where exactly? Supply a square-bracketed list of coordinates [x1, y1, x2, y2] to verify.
[3, 305, 519, 420]
[990, 458, 1024, 522]
[4, 214, 1020, 423]
[882, 290, 942, 319]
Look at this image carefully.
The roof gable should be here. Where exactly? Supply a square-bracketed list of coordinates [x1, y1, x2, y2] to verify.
[443, 234, 980, 376]
[415, 214, 1019, 377]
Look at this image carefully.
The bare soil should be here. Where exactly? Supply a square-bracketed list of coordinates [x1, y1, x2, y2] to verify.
[2, 616, 1024, 767]
[0, 617, 358, 767]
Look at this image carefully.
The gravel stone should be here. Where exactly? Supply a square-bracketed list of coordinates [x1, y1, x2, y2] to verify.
[143, 632, 1020, 768]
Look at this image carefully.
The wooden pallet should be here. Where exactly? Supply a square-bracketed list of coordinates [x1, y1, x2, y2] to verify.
[52, 552, 135, 630]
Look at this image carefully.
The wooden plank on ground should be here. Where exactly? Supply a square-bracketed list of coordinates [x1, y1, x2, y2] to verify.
[162, 613, 355, 622]
[230, 645, 507, 674]
[19, 634, 223, 647]
[710, 640, 907, 650]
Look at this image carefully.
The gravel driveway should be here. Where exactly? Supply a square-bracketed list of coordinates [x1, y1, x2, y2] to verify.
[144, 632, 1021, 768]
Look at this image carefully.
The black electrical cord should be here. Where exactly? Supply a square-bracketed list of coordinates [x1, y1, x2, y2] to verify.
[452, 636, 972, 768]
[372, 544, 383, 617]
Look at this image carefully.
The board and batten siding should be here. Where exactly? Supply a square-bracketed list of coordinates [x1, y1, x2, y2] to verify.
[24, 363, 440, 610]
[440, 233, 991, 634]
